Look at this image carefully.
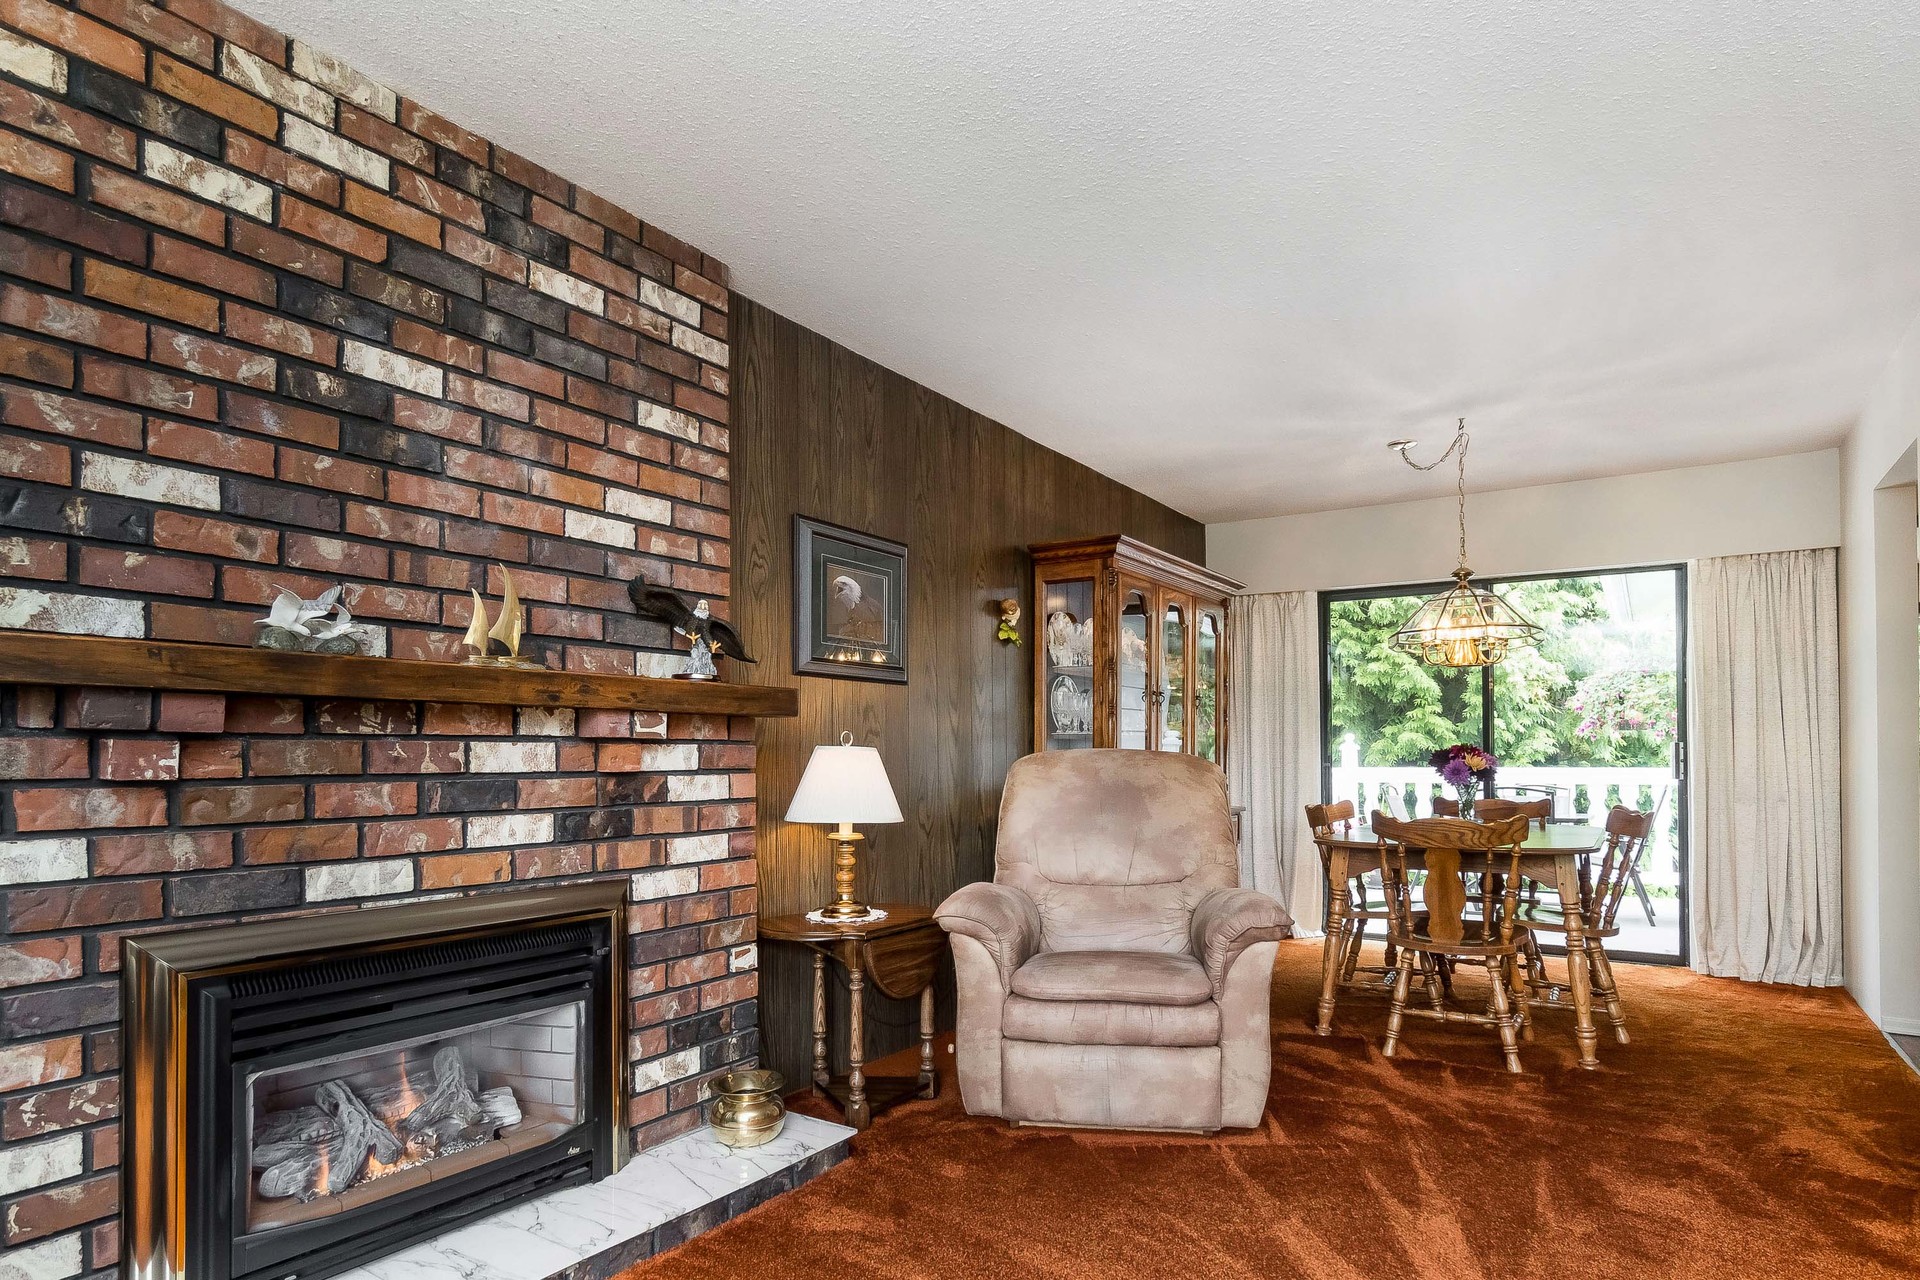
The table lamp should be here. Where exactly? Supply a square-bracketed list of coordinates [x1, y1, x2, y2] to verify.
[784, 732, 902, 922]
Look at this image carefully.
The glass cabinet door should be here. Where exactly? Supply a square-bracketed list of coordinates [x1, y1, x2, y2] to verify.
[1195, 609, 1221, 763]
[1160, 599, 1188, 752]
[1116, 587, 1151, 750]
[1030, 539, 1233, 761]
[1039, 577, 1096, 750]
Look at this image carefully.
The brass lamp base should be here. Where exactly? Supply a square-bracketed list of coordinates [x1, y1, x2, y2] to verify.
[815, 830, 871, 920]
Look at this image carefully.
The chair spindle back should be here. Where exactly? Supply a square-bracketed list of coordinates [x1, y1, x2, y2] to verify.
[1591, 805, 1655, 931]
[1369, 813, 1531, 947]
[1476, 797, 1552, 830]
[1304, 799, 1356, 838]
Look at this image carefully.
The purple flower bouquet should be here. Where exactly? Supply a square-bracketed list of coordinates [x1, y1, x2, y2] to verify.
[1429, 744, 1497, 817]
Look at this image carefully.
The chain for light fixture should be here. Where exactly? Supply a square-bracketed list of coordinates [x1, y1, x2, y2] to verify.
[1385, 419, 1542, 668]
[1387, 419, 1472, 574]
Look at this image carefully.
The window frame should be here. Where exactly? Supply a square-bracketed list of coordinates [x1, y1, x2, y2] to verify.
[1316, 562, 1690, 966]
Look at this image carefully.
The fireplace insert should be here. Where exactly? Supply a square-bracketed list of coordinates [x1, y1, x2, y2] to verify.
[123, 881, 628, 1280]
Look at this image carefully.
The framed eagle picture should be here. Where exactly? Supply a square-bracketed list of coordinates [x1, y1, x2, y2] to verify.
[793, 515, 908, 683]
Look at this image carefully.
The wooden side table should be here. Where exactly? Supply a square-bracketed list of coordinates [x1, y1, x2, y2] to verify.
[759, 903, 945, 1130]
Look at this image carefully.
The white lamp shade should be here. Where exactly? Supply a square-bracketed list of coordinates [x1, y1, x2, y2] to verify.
[784, 741, 902, 825]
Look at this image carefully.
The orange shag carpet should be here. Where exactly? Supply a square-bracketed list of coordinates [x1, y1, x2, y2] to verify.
[628, 939, 1920, 1279]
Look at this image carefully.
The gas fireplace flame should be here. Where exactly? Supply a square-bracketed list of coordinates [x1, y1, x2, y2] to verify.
[395, 1051, 420, 1121]
[360, 1054, 426, 1184]
[254, 1041, 529, 1214]
[361, 1149, 407, 1180]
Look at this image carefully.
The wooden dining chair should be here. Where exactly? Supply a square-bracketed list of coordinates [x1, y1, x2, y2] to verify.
[1477, 797, 1554, 908]
[1306, 801, 1397, 996]
[1476, 797, 1551, 829]
[1619, 786, 1669, 927]
[1427, 795, 1497, 907]
[1516, 804, 1653, 1044]
[1495, 783, 1563, 819]
[1371, 812, 1534, 1073]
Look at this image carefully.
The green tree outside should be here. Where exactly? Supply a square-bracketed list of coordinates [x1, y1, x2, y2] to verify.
[1327, 577, 1676, 770]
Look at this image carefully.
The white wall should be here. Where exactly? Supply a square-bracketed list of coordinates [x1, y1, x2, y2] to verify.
[1839, 309, 1920, 1033]
[1207, 450, 1841, 595]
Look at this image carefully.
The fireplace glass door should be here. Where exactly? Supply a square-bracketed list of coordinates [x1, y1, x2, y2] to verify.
[126, 885, 625, 1280]
[244, 1002, 586, 1234]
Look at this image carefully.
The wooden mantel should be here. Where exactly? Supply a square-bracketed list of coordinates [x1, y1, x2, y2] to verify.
[0, 633, 799, 717]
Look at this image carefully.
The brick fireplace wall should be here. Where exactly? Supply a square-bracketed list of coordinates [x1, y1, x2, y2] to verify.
[0, 1, 752, 1275]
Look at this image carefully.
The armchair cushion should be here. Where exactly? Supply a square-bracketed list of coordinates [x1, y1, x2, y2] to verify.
[1003, 995, 1221, 1046]
[935, 881, 1040, 988]
[996, 751, 1239, 955]
[1191, 887, 1293, 995]
[1009, 950, 1212, 1006]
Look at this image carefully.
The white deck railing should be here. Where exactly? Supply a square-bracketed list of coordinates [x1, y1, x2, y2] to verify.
[1328, 736, 1681, 890]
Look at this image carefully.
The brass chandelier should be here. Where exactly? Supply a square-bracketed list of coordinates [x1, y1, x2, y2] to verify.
[1386, 420, 1541, 668]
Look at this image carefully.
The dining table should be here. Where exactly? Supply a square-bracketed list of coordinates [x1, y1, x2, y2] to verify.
[1314, 821, 1609, 1069]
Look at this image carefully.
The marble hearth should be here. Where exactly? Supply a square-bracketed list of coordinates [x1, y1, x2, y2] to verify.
[337, 1113, 853, 1280]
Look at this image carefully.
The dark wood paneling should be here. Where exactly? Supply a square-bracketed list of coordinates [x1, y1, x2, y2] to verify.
[732, 298, 1204, 1086]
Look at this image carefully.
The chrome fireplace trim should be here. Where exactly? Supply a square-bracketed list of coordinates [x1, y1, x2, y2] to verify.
[121, 880, 630, 1280]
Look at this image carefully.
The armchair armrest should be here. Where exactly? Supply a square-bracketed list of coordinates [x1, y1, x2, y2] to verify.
[1191, 887, 1292, 996]
[935, 881, 1041, 988]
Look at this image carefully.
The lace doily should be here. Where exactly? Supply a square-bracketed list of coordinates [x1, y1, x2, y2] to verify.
[804, 907, 889, 925]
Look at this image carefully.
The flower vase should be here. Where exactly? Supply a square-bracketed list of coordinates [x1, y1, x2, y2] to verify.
[1455, 785, 1477, 820]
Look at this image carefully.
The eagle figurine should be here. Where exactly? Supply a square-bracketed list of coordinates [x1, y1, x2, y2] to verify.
[628, 585, 756, 680]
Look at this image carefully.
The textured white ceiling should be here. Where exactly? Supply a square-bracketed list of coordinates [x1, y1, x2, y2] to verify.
[240, 0, 1920, 522]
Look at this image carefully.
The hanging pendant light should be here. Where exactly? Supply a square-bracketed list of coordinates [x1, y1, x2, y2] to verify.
[1385, 420, 1541, 668]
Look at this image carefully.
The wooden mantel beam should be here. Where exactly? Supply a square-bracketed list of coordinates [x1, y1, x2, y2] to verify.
[0, 633, 798, 718]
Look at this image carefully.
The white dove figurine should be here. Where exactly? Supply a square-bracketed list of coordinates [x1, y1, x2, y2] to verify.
[255, 588, 326, 636]
[305, 600, 365, 654]
[254, 586, 365, 654]
[307, 602, 353, 637]
[308, 602, 359, 641]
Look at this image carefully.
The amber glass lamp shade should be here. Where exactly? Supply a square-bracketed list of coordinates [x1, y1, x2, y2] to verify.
[1388, 569, 1542, 668]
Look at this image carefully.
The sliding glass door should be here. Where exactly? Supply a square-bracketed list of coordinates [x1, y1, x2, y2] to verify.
[1321, 565, 1687, 962]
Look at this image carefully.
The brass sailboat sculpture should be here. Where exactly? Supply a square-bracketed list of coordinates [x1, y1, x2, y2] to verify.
[462, 567, 537, 668]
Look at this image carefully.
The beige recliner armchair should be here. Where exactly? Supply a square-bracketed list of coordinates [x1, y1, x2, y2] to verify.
[935, 750, 1292, 1132]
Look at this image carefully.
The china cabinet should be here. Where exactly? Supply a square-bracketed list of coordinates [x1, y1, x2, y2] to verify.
[1029, 535, 1242, 767]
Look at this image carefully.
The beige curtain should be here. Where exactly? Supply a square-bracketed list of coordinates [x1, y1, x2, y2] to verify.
[1227, 591, 1324, 935]
[1689, 548, 1842, 986]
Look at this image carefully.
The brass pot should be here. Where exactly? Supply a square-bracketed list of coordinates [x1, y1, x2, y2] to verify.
[708, 1069, 786, 1148]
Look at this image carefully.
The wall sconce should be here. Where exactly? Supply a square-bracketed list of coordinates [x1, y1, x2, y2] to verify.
[995, 598, 1021, 645]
